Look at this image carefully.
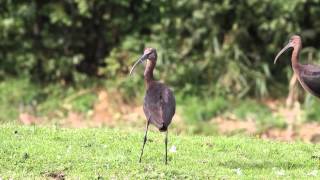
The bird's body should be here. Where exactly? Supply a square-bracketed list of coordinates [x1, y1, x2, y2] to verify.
[130, 48, 175, 164]
[295, 64, 320, 97]
[274, 35, 320, 98]
[143, 81, 175, 132]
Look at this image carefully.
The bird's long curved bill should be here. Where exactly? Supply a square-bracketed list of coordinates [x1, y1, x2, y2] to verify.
[274, 43, 293, 64]
[129, 54, 148, 75]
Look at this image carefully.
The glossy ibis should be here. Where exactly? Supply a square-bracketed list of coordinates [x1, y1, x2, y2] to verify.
[274, 35, 320, 98]
[129, 48, 176, 164]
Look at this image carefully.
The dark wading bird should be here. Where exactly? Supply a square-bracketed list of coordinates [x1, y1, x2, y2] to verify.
[129, 48, 176, 164]
[274, 35, 320, 98]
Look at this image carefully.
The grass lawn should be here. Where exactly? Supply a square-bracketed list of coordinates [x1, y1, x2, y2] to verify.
[1, 125, 320, 179]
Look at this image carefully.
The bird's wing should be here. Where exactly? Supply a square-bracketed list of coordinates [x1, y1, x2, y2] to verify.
[143, 84, 165, 129]
[160, 86, 176, 129]
[301, 64, 320, 76]
[143, 83, 175, 130]
[299, 65, 320, 97]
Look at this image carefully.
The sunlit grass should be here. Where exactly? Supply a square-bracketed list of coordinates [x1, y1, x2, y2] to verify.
[1, 125, 320, 179]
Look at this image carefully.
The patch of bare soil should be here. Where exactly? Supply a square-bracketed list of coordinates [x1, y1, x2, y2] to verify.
[64, 111, 86, 128]
[90, 89, 186, 131]
[213, 117, 257, 135]
[261, 128, 295, 142]
[260, 123, 320, 143]
[19, 112, 41, 125]
[214, 116, 320, 143]
[43, 171, 65, 180]
[91, 90, 145, 127]
[18, 89, 320, 143]
[298, 123, 320, 143]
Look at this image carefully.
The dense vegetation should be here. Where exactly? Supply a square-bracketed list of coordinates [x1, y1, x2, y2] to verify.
[2, 0, 320, 95]
[2, 0, 320, 127]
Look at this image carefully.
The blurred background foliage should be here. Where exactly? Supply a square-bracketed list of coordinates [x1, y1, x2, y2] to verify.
[2, 0, 320, 134]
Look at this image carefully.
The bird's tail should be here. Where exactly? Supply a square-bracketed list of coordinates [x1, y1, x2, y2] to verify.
[159, 125, 167, 132]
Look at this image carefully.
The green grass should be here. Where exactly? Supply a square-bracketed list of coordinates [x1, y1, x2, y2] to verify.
[1, 126, 320, 179]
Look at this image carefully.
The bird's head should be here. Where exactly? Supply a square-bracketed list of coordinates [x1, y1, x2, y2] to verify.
[129, 48, 157, 75]
[274, 35, 302, 64]
[143, 48, 157, 61]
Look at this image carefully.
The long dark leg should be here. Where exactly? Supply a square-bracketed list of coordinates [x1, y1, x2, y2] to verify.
[164, 130, 168, 165]
[139, 120, 150, 163]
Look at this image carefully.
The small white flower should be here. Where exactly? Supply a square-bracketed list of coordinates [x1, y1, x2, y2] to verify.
[169, 145, 177, 153]
[307, 170, 318, 176]
[66, 145, 72, 153]
[57, 155, 61, 160]
[234, 168, 242, 175]
[275, 169, 285, 176]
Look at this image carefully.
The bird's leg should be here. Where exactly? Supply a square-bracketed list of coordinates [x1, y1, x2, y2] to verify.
[164, 130, 168, 165]
[139, 119, 150, 163]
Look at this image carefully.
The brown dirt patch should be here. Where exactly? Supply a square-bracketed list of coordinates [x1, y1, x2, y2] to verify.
[214, 117, 257, 135]
[18, 90, 320, 143]
[261, 128, 295, 142]
[19, 113, 41, 125]
[43, 171, 65, 180]
[91, 90, 145, 127]
[64, 111, 86, 128]
[298, 123, 320, 143]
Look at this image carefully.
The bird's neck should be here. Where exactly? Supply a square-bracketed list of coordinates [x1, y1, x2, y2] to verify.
[291, 46, 300, 69]
[144, 60, 155, 87]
